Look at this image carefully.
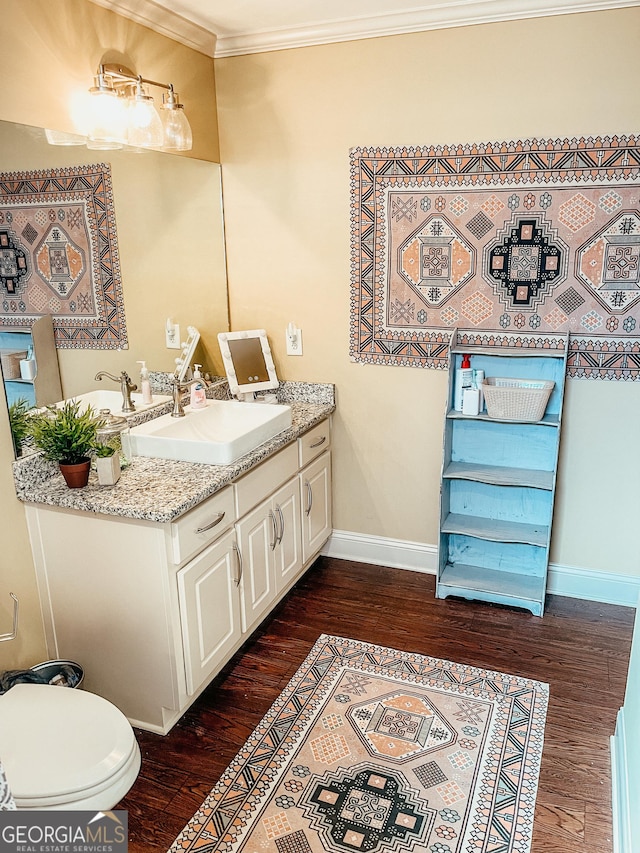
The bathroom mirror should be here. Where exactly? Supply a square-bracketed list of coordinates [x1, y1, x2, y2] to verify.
[0, 119, 230, 458]
[218, 330, 279, 399]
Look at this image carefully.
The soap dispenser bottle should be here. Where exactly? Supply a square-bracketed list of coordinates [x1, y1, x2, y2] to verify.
[137, 361, 153, 405]
[453, 353, 473, 411]
[190, 364, 207, 409]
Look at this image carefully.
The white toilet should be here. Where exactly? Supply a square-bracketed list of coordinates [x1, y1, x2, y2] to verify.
[0, 683, 141, 810]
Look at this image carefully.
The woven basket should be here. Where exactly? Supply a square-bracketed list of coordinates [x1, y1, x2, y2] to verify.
[483, 377, 555, 422]
[0, 350, 28, 380]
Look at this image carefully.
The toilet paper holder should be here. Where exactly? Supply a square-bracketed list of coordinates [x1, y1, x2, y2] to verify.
[0, 593, 18, 643]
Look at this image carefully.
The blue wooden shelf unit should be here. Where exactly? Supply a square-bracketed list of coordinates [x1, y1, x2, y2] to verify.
[0, 315, 61, 410]
[436, 328, 568, 617]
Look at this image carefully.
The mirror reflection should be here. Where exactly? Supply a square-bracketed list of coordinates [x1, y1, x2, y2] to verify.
[0, 120, 230, 458]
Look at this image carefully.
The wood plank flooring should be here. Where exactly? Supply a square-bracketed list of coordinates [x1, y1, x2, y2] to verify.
[117, 556, 635, 853]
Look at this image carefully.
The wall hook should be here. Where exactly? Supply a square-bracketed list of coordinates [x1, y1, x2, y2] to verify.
[0, 593, 19, 643]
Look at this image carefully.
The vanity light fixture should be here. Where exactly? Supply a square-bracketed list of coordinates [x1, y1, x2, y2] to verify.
[82, 62, 192, 152]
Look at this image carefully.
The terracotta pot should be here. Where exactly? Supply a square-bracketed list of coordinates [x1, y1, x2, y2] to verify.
[58, 459, 91, 489]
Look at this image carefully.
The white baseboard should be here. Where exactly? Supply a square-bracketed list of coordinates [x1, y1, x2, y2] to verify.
[322, 530, 438, 574]
[611, 708, 631, 853]
[322, 530, 640, 608]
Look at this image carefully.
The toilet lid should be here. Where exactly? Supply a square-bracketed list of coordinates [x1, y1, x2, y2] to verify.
[0, 684, 137, 800]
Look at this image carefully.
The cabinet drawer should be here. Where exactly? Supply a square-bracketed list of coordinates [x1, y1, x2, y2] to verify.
[169, 486, 236, 566]
[235, 443, 298, 517]
[298, 419, 331, 467]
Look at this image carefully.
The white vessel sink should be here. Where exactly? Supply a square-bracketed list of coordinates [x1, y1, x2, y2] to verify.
[56, 389, 171, 417]
[126, 399, 293, 465]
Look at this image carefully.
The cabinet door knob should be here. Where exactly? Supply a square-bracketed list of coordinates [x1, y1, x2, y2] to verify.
[195, 512, 225, 534]
[305, 481, 313, 517]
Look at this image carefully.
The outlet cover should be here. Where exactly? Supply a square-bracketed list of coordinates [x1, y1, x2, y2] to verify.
[166, 322, 180, 349]
[286, 327, 303, 356]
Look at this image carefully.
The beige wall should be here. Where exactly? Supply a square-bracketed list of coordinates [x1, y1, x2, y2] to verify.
[0, 0, 225, 670]
[215, 9, 640, 575]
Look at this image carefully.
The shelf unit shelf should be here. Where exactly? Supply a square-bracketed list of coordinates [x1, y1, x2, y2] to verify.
[441, 512, 548, 546]
[446, 408, 560, 427]
[436, 328, 568, 617]
[438, 563, 546, 607]
[442, 461, 554, 490]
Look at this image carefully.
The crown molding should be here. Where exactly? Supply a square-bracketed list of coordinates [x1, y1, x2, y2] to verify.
[88, 0, 217, 57]
[90, 0, 638, 59]
[215, 0, 640, 56]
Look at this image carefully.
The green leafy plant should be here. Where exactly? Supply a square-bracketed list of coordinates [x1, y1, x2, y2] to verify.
[8, 398, 31, 456]
[94, 442, 116, 458]
[28, 400, 104, 465]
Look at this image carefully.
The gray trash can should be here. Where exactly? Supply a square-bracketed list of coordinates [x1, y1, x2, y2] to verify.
[30, 659, 84, 688]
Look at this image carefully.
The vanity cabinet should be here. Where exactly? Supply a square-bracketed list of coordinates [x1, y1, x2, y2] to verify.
[0, 314, 62, 410]
[436, 331, 567, 617]
[26, 418, 332, 734]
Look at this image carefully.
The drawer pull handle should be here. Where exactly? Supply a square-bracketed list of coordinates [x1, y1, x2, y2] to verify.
[309, 435, 326, 449]
[233, 542, 243, 587]
[305, 481, 313, 516]
[195, 512, 225, 534]
[275, 504, 285, 545]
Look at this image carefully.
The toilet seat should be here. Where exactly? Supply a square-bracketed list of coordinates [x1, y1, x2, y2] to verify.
[0, 684, 141, 810]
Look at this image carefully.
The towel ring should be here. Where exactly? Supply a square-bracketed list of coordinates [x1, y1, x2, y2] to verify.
[0, 593, 18, 642]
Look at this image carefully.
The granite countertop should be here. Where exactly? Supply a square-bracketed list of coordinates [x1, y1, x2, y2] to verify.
[13, 382, 335, 524]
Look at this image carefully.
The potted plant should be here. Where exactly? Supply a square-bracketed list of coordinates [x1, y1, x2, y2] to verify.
[8, 397, 31, 457]
[94, 442, 121, 486]
[28, 400, 103, 488]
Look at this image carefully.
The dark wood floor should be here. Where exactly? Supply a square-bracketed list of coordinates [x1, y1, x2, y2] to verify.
[118, 556, 635, 853]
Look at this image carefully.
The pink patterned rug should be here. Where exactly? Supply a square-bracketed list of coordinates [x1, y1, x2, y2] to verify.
[170, 635, 548, 853]
[350, 136, 640, 380]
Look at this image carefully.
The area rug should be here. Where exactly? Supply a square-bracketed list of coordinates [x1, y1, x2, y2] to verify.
[169, 635, 548, 853]
[350, 135, 640, 379]
[0, 162, 127, 349]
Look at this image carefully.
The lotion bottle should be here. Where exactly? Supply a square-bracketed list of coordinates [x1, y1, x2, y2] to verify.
[190, 364, 207, 409]
[454, 354, 473, 411]
[137, 360, 153, 405]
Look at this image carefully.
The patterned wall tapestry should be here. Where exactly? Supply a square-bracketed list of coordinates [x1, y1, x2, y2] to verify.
[0, 163, 127, 349]
[350, 136, 640, 379]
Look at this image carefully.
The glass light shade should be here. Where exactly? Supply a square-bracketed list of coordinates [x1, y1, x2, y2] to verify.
[160, 103, 193, 151]
[45, 129, 87, 146]
[127, 89, 164, 149]
[86, 87, 127, 150]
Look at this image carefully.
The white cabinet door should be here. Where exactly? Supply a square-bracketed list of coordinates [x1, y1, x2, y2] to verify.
[177, 529, 242, 695]
[300, 450, 332, 563]
[235, 497, 279, 633]
[273, 478, 303, 593]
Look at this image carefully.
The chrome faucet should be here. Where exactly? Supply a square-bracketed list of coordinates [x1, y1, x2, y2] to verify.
[95, 370, 138, 413]
[171, 375, 201, 418]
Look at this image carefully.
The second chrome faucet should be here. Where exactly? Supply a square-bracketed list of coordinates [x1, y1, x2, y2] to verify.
[95, 370, 138, 413]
